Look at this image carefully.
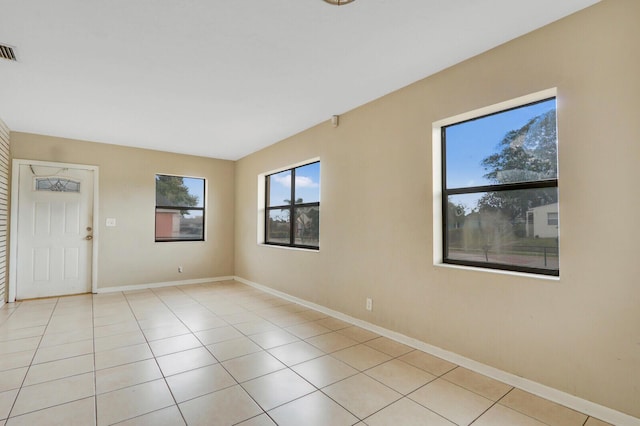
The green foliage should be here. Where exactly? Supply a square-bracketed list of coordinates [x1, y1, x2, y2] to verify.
[477, 109, 558, 221]
[156, 175, 198, 210]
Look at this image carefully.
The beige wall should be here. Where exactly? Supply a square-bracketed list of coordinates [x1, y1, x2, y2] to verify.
[235, 0, 640, 418]
[11, 133, 235, 289]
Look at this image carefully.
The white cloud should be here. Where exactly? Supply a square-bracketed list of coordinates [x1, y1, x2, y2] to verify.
[273, 173, 291, 187]
[295, 176, 319, 188]
[273, 173, 318, 188]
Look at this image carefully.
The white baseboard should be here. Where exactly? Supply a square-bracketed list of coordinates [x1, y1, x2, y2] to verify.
[96, 276, 235, 294]
[234, 276, 640, 426]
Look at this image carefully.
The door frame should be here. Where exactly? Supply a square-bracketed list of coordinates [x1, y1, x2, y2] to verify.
[8, 159, 99, 302]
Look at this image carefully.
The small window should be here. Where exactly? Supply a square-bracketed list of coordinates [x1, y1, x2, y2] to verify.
[440, 96, 559, 276]
[155, 175, 205, 242]
[35, 177, 80, 193]
[265, 162, 320, 249]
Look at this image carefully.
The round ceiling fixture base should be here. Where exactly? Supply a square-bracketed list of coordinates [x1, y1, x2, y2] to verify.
[323, 0, 356, 5]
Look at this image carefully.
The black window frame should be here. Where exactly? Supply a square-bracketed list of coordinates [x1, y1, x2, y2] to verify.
[265, 161, 320, 250]
[441, 97, 559, 277]
[155, 174, 206, 243]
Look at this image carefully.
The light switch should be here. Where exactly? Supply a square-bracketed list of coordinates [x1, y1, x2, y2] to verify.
[106, 218, 117, 227]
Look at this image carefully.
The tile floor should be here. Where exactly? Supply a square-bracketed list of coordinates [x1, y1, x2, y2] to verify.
[0, 280, 612, 425]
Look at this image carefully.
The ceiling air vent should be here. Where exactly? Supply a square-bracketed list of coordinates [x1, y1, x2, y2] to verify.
[0, 44, 17, 61]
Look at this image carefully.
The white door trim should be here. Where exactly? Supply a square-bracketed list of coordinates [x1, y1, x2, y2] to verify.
[9, 159, 99, 302]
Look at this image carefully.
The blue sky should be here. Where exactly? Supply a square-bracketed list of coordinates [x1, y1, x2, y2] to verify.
[445, 98, 555, 211]
[269, 162, 320, 206]
[445, 98, 556, 189]
[183, 177, 205, 207]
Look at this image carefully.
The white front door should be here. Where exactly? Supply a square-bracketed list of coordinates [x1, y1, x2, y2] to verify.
[15, 164, 94, 300]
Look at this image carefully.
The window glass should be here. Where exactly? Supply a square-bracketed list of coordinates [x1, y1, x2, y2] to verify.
[445, 98, 557, 189]
[447, 189, 558, 272]
[268, 170, 291, 207]
[155, 175, 205, 242]
[442, 97, 558, 276]
[265, 161, 320, 249]
[294, 162, 320, 204]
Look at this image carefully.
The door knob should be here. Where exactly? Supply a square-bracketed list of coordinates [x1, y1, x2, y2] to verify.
[85, 235, 93, 240]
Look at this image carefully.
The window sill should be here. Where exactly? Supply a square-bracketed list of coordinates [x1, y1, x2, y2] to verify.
[259, 243, 320, 253]
[434, 262, 560, 281]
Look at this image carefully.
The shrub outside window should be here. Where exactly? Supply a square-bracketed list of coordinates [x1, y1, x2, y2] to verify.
[442, 97, 559, 276]
[265, 162, 320, 249]
[155, 175, 205, 242]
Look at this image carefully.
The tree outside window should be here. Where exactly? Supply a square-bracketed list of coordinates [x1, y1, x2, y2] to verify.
[155, 175, 205, 242]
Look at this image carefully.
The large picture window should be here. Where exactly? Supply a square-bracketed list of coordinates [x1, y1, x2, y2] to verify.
[155, 175, 205, 242]
[265, 162, 320, 249]
[441, 96, 559, 276]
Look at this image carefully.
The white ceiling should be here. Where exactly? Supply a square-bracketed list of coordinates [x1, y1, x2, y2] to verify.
[0, 0, 599, 160]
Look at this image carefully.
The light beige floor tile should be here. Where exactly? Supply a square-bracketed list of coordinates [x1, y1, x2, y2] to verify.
[219, 312, 262, 325]
[194, 325, 243, 345]
[584, 417, 614, 426]
[0, 337, 40, 356]
[0, 389, 18, 421]
[166, 363, 236, 403]
[142, 324, 190, 341]
[323, 373, 402, 419]
[11, 372, 94, 417]
[94, 343, 152, 370]
[442, 367, 512, 401]
[0, 368, 28, 393]
[267, 313, 310, 328]
[179, 385, 263, 426]
[298, 310, 328, 321]
[5, 396, 95, 426]
[331, 344, 392, 371]
[32, 339, 94, 364]
[243, 368, 315, 411]
[365, 337, 413, 357]
[96, 358, 163, 394]
[182, 316, 228, 332]
[39, 328, 93, 348]
[0, 326, 45, 343]
[235, 414, 277, 426]
[306, 331, 358, 353]
[399, 350, 457, 376]
[267, 341, 325, 366]
[93, 321, 140, 338]
[222, 351, 285, 383]
[285, 322, 332, 339]
[500, 389, 588, 426]
[292, 355, 358, 388]
[473, 404, 547, 426]
[156, 346, 218, 377]
[366, 359, 436, 394]
[408, 378, 493, 425]
[94, 330, 146, 352]
[115, 405, 185, 426]
[250, 329, 299, 350]
[336, 326, 380, 343]
[0, 351, 34, 373]
[235, 320, 279, 336]
[268, 390, 358, 426]
[93, 314, 136, 328]
[149, 333, 202, 357]
[23, 354, 94, 386]
[365, 397, 455, 426]
[136, 317, 183, 331]
[207, 336, 262, 361]
[97, 379, 174, 425]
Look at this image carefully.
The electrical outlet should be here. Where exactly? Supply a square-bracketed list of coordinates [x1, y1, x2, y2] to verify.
[178, 266, 183, 273]
[366, 298, 373, 311]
